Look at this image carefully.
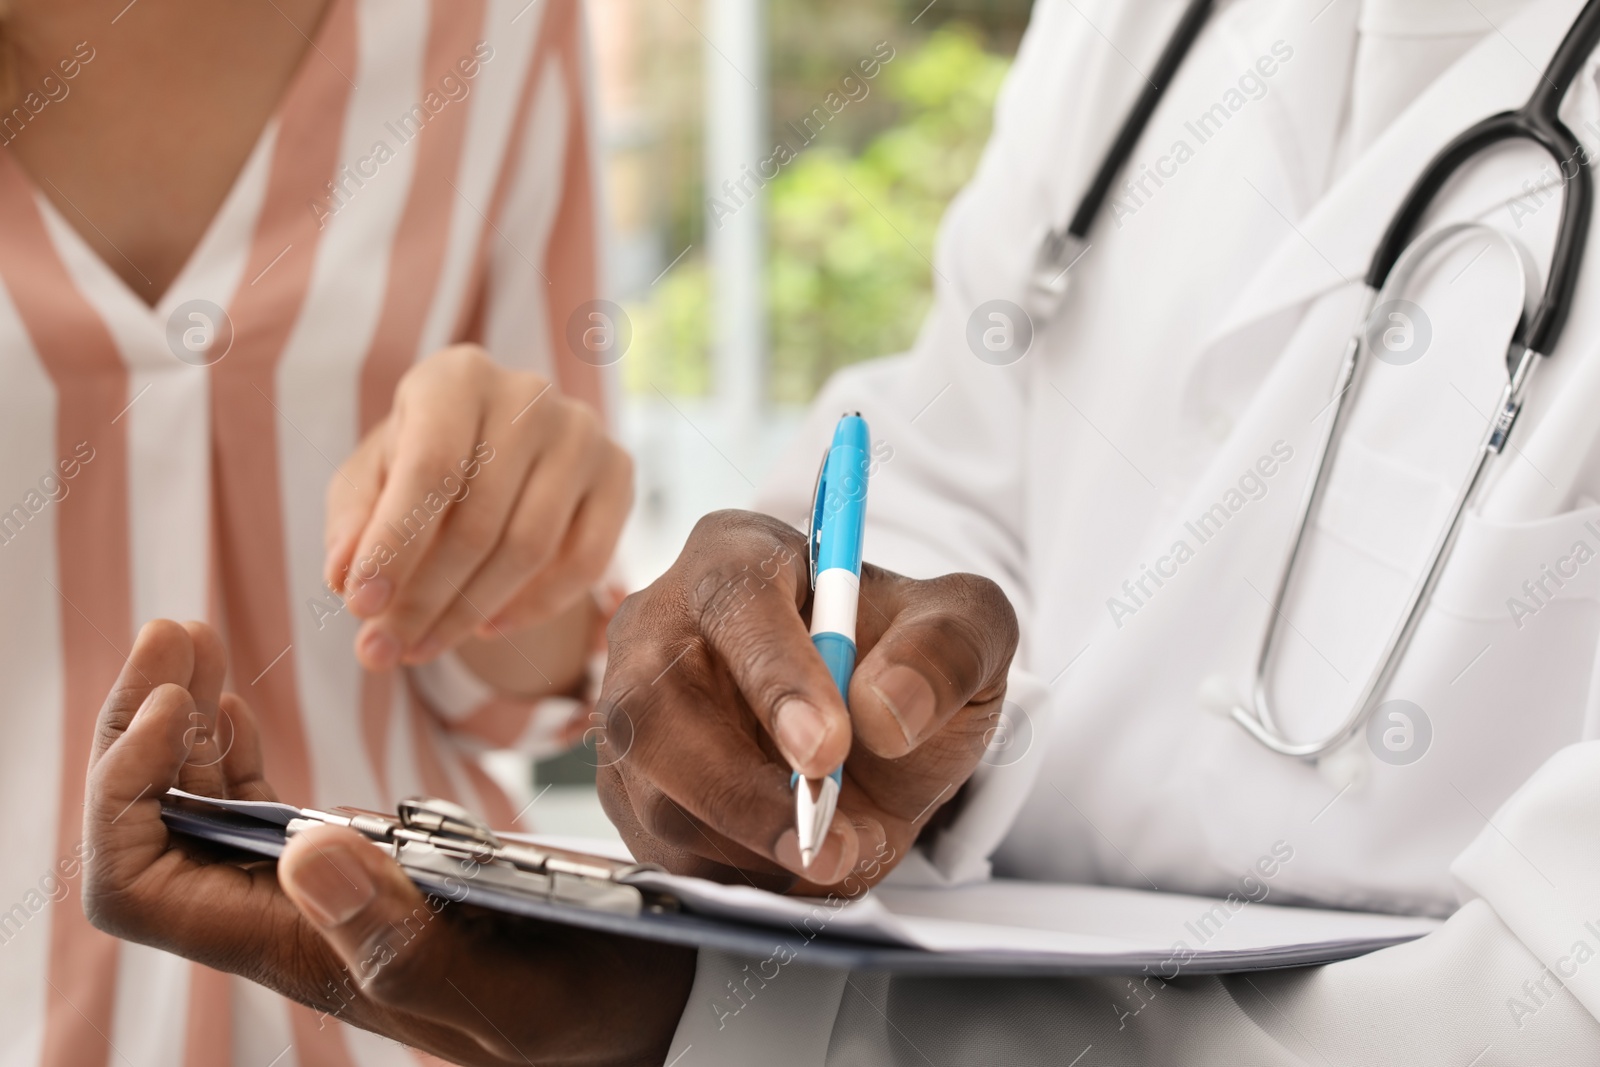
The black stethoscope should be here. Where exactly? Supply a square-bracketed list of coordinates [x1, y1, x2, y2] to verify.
[1034, 0, 1600, 759]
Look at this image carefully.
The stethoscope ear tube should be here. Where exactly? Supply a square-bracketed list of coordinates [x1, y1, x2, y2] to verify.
[1029, 0, 1217, 320]
[1064, 0, 1216, 242]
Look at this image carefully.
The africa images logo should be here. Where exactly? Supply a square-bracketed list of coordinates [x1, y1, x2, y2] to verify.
[306, 43, 495, 230]
[1106, 442, 1294, 628]
[1109, 40, 1294, 227]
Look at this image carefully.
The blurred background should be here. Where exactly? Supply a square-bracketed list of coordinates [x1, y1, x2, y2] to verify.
[512, 0, 1031, 838]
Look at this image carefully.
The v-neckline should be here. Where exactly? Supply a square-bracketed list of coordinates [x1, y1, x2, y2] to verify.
[2, 0, 340, 321]
[28, 123, 283, 327]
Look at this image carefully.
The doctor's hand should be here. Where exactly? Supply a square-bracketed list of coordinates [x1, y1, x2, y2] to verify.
[83, 619, 692, 1067]
[595, 510, 1018, 893]
[324, 344, 632, 679]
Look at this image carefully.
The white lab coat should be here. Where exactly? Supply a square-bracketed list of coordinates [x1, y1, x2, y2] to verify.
[668, 0, 1600, 1061]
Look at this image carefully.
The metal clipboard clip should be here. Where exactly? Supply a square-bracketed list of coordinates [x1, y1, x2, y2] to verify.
[162, 789, 675, 917]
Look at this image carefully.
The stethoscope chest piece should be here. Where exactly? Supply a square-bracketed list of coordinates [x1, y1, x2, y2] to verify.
[1027, 227, 1087, 323]
[1315, 737, 1372, 792]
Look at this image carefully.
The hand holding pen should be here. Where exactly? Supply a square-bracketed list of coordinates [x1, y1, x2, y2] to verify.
[795, 414, 871, 865]
[593, 437, 1019, 892]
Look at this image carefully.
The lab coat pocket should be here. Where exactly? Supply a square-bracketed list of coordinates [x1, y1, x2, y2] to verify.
[1362, 503, 1600, 881]
[1399, 502, 1600, 765]
[1428, 505, 1600, 627]
[1210, 497, 1600, 914]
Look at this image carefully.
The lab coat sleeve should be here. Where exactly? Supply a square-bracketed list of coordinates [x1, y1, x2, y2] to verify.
[752, 0, 1138, 615]
[665, 744, 1600, 1066]
[751, 0, 1135, 884]
[753, 327, 1031, 622]
[1452, 740, 1600, 1021]
[755, 322, 1047, 886]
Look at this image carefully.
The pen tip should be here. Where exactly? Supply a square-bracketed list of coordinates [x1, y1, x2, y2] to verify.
[800, 847, 815, 867]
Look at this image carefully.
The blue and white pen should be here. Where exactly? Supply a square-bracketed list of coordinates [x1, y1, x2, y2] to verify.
[795, 413, 870, 867]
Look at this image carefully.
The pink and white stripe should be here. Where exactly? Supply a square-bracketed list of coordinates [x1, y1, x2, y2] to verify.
[0, 1, 608, 1063]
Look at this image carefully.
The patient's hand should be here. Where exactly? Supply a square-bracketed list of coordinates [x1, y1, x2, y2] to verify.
[83, 620, 692, 1067]
[595, 510, 1018, 893]
[324, 345, 633, 685]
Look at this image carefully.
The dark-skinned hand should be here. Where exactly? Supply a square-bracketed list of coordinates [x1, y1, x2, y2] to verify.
[83, 619, 693, 1067]
[596, 510, 1019, 893]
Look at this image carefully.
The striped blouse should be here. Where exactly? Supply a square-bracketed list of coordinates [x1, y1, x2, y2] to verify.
[0, 1, 611, 1064]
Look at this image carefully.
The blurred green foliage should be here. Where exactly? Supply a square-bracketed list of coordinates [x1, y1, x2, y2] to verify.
[624, 256, 714, 398]
[624, 24, 1012, 404]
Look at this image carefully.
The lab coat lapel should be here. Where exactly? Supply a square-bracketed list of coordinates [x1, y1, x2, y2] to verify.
[1011, 0, 1600, 907]
[1225, 0, 1358, 214]
[1198, 0, 1588, 354]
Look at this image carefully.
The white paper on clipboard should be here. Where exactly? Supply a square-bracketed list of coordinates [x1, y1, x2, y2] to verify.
[516, 833, 1442, 969]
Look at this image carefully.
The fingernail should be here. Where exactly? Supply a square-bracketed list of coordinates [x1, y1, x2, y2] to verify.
[776, 826, 849, 883]
[815, 826, 852, 884]
[323, 528, 357, 587]
[345, 576, 392, 617]
[358, 628, 400, 670]
[871, 665, 936, 747]
[293, 844, 376, 928]
[775, 700, 828, 766]
[774, 828, 802, 871]
[851, 815, 887, 861]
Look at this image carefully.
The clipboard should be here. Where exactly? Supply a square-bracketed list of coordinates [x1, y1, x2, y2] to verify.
[161, 789, 1441, 977]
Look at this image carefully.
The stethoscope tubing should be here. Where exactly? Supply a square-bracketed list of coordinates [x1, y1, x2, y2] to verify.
[1238, 227, 1542, 759]
[1066, 0, 1217, 242]
[1367, 109, 1592, 360]
[1235, 0, 1600, 758]
[1368, 0, 1600, 357]
[1046, 0, 1600, 759]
